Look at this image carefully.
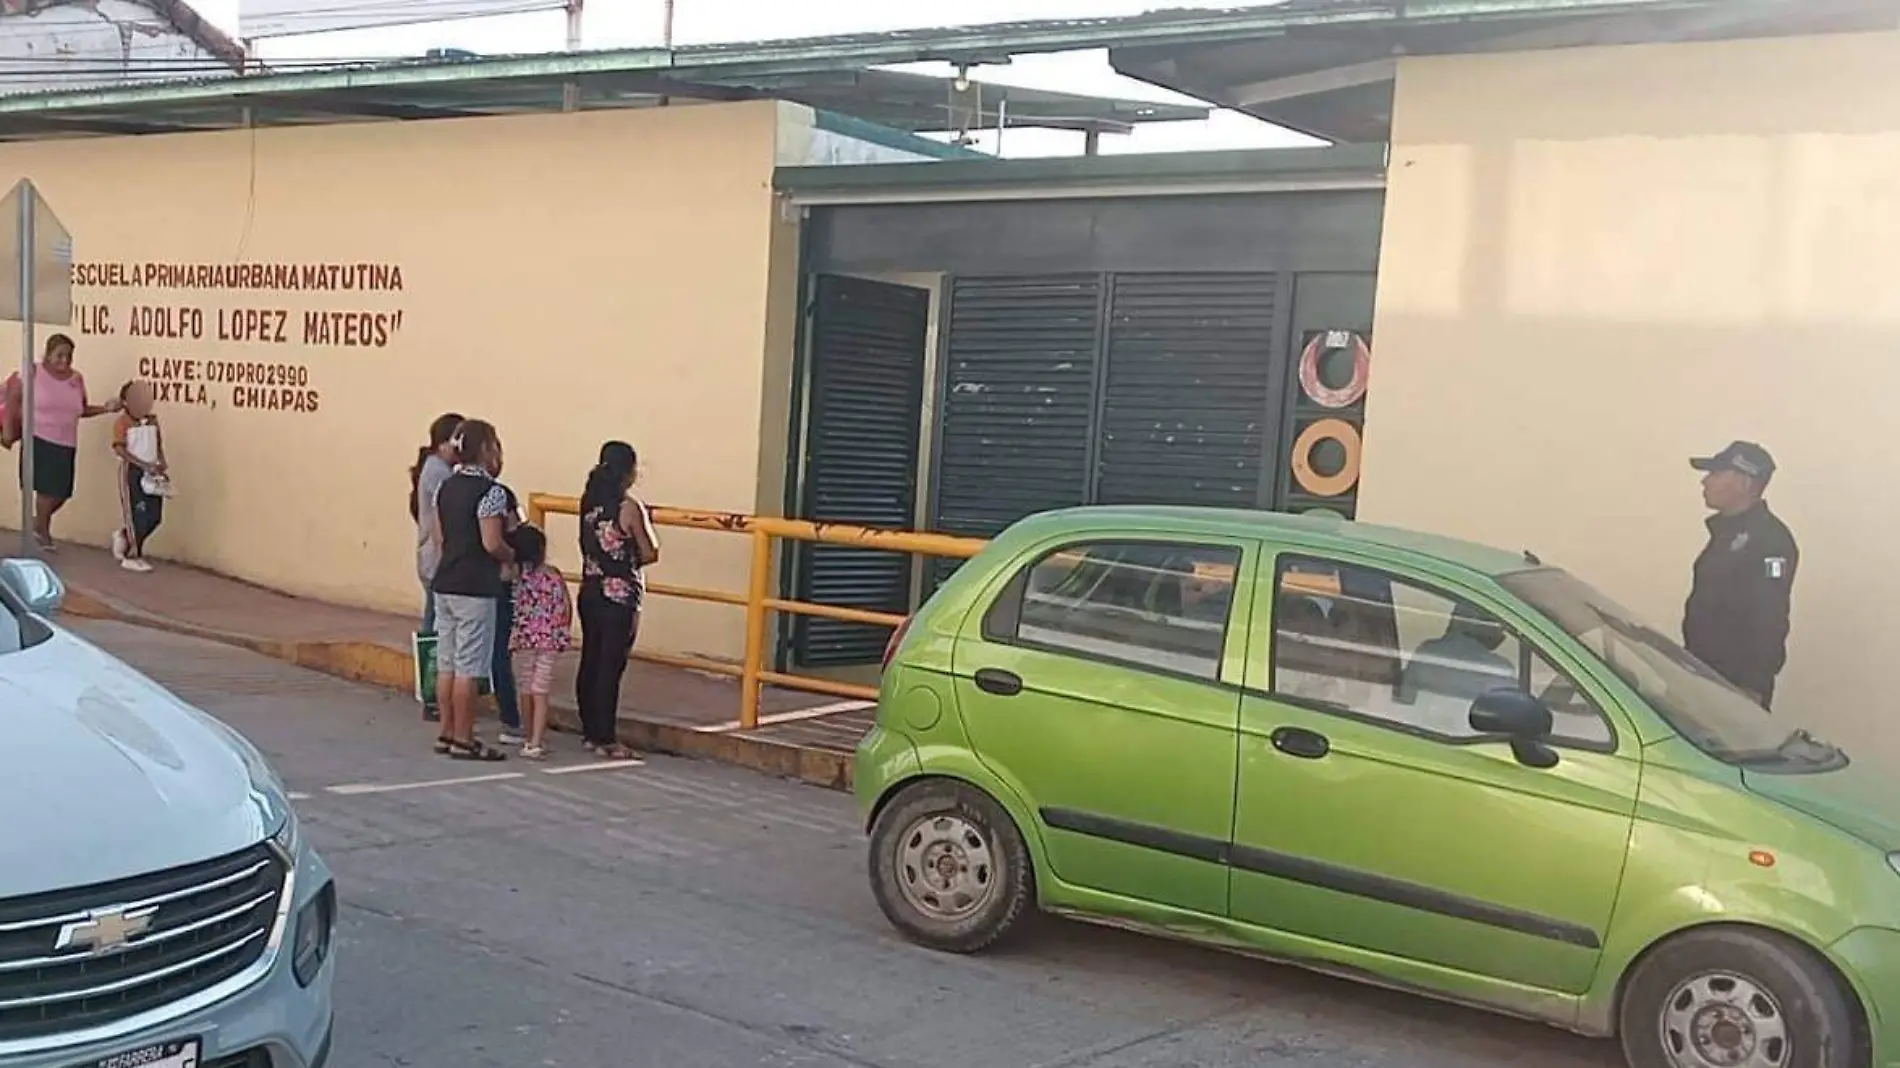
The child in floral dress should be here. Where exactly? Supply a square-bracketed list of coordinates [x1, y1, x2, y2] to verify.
[508, 525, 571, 760]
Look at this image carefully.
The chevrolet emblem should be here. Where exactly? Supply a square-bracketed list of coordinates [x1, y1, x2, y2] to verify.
[55, 905, 158, 954]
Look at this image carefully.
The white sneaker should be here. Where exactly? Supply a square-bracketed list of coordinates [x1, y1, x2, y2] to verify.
[121, 558, 153, 573]
[111, 529, 127, 561]
[497, 730, 526, 746]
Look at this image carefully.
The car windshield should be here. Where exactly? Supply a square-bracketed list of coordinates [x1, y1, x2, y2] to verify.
[1500, 568, 1841, 770]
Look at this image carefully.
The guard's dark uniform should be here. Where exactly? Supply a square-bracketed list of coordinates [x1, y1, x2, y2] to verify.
[1682, 502, 1798, 705]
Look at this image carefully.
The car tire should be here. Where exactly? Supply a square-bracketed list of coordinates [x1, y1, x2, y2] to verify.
[868, 780, 1034, 954]
[1618, 926, 1860, 1068]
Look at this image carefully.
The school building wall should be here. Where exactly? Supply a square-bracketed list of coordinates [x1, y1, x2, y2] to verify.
[1362, 31, 1900, 764]
[0, 99, 796, 662]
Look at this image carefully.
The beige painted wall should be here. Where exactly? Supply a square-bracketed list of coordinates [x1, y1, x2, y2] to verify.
[1365, 31, 1900, 764]
[0, 101, 789, 661]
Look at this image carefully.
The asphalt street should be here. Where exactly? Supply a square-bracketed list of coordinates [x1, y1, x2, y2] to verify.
[74, 619, 1622, 1068]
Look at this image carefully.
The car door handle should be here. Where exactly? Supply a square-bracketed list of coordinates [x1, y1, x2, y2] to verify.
[1270, 727, 1331, 760]
[974, 668, 1024, 697]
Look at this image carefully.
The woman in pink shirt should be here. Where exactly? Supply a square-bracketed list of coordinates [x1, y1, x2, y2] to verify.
[2, 334, 120, 551]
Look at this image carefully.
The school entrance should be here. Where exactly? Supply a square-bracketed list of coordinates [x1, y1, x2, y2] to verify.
[773, 147, 1388, 668]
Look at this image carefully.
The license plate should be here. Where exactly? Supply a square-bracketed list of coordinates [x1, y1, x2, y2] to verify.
[84, 1039, 200, 1068]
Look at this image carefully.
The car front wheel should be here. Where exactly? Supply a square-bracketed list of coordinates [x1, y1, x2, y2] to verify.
[1619, 927, 1861, 1068]
[868, 780, 1033, 954]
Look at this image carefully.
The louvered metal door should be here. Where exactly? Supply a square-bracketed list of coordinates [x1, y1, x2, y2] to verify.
[931, 274, 1104, 538]
[1094, 273, 1279, 507]
[928, 275, 1104, 589]
[791, 275, 929, 668]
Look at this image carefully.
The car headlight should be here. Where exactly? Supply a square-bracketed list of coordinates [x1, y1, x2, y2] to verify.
[266, 798, 300, 860]
[292, 881, 335, 987]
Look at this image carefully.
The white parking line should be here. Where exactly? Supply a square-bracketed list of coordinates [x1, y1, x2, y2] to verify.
[693, 699, 875, 733]
[326, 772, 524, 796]
[541, 760, 647, 775]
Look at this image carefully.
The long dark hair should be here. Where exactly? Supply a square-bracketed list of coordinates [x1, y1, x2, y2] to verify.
[582, 440, 637, 515]
[408, 412, 463, 520]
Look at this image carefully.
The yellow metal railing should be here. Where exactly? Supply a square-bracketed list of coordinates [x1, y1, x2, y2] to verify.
[526, 494, 986, 729]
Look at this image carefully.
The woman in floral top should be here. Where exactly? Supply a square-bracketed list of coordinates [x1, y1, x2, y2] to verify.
[508, 524, 570, 760]
[575, 441, 659, 760]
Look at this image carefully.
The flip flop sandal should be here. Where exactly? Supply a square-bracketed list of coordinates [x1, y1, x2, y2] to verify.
[433, 737, 452, 755]
[447, 739, 507, 762]
[594, 743, 640, 762]
[520, 745, 549, 761]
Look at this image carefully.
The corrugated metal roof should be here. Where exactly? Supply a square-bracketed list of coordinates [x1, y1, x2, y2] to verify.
[0, 0, 1880, 142]
[0, 44, 1206, 140]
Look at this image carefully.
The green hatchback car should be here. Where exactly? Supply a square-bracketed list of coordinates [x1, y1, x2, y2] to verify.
[856, 506, 1900, 1068]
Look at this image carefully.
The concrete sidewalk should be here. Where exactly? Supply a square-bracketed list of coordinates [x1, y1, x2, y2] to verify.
[27, 537, 872, 789]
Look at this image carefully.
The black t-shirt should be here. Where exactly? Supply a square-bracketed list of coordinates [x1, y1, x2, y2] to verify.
[431, 468, 506, 598]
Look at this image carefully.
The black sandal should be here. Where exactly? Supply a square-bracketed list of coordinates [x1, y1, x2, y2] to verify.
[446, 739, 507, 762]
[433, 736, 452, 755]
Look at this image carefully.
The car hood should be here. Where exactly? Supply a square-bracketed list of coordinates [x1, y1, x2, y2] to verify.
[1744, 759, 1900, 853]
[0, 626, 274, 899]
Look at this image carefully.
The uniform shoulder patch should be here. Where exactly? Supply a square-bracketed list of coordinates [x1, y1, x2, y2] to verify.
[1765, 556, 1788, 580]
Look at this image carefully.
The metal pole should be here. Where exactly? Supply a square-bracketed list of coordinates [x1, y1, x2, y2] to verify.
[561, 0, 583, 111]
[662, 0, 675, 46]
[16, 184, 35, 558]
[739, 528, 771, 730]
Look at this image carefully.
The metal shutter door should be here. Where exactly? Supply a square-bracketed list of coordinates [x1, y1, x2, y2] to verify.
[932, 274, 1103, 538]
[792, 275, 929, 667]
[1095, 273, 1278, 508]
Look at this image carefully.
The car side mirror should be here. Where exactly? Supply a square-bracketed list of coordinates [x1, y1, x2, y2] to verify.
[1469, 688, 1559, 769]
[0, 558, 63, 615]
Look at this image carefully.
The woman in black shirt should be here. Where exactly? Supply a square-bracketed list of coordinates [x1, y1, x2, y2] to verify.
[574, 441, 659, 760]
[430, 419, 515, 761]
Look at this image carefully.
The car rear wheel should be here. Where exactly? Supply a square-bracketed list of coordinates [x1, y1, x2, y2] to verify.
[868, 780, 1033, 953]
[1619, 927, 1859, 1068]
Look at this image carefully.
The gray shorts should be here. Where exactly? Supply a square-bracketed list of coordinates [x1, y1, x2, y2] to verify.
[433, 593, 496, 680]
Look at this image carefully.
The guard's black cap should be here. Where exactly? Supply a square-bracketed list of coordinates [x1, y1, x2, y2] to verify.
[1691, 441, 1776, 484]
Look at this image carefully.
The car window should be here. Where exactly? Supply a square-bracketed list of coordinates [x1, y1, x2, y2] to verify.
[1527, 645, 1615, 747]
[991, 541, 1241, 681]
[1270, 558, 1613, 748]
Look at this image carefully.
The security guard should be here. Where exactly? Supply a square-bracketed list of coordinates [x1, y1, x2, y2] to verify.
[1682, 441, 1798, 708]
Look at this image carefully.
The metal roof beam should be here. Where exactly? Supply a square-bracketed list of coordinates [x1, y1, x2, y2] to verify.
[1230, 60, 1397, 107]
[0, 113, 199, 137]
[277, 93, 488, 120]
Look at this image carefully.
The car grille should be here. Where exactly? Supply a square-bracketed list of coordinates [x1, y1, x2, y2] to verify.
[0, 843, 286, 1043]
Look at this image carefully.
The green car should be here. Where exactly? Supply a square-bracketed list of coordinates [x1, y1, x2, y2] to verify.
[855, 506, 1900, 1068]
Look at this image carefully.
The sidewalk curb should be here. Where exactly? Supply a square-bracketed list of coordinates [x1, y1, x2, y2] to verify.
[63, 583, 855, 792]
